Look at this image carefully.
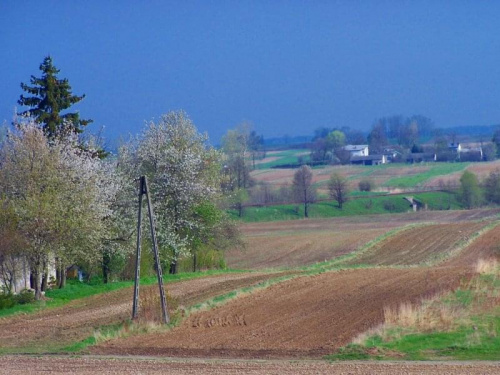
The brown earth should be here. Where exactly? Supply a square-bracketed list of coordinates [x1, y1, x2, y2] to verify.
[347, 222, 488, 266]
[2, 210, 499, 360]
[228, 209, 500, 270]
[239, 208, 500, 236]
[0, 272, 289, 352]
[93, 266, 471, 359]
[444, 223, 500, 266]
[2, 356, 500, 375]
[93, 214, 500, 359]
[227, 227, 391, 269]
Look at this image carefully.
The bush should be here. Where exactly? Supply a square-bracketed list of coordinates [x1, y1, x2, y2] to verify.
[358, 179, 374, 192]
[364, 199, 373, 210]
[0, 293, 16, 310]
[383, 200, 396, 211]
[15, 289, 35, 305]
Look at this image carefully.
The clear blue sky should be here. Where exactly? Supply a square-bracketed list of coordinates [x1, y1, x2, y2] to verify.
[1, 1, 500, 143]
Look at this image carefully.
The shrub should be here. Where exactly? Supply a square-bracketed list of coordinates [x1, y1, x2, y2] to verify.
[358, 179, 374, 192]
[383, 200, 396, 211]
[364, 199, 373, 210]
[15, 289, 35, 305]
[0, 293, 16, 310]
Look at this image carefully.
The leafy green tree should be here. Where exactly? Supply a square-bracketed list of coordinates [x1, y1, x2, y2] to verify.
[190, 201, 241, 271]
[326, 130, 346, 152]
[17, 56, 92, 138]
[458, 171, 482, 209]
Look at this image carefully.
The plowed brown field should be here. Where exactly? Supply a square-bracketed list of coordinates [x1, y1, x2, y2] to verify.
[2, 355, 500, 375]
[346, 222, 488, 266]
[93, 266, 471, 359]
[444, 223, 500, 266]
[227, 227, 390, 269]
[228, 209, 500, 270]
[3, 211, 499, 361]
[0, 272, 289, 352]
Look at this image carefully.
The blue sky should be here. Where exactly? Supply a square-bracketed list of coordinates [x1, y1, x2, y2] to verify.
[1, 1, 500, 143]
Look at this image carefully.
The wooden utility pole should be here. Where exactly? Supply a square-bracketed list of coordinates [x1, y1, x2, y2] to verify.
[132, 176, 170, 324]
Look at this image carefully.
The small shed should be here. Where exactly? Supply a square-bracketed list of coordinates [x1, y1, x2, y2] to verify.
[350, 154, 386, 166]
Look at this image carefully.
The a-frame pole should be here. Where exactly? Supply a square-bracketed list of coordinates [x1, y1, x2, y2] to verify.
[132, 177, 145, 320]
[143, 176, 170, 324]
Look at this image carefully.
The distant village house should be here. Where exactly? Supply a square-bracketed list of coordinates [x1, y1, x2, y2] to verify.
[343, 144, 369, 157]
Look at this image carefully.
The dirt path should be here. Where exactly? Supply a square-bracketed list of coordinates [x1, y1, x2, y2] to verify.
[2, 355, 500, 375]
[94, 266, 471, 359]
[0, 272, 288, 351]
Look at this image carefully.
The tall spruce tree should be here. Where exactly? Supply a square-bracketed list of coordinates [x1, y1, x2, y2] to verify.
[18, 56, 92, 138]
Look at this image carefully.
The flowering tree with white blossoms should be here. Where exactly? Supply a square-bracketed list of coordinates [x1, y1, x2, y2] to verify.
[120, 110, 232, 274]
[0, 120, 126, 298]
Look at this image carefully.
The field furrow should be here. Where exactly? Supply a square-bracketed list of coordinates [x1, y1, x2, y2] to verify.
[93, 267, 471, 358]
[346, 222, 488, 266]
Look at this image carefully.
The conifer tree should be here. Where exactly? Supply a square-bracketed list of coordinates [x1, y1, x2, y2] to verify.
[18, 56, 92, 138]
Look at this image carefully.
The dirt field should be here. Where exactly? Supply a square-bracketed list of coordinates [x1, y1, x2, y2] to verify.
[239, 208, 500, 236]
[2, 355, 500, 375]
[228, 209, 500, 269]
[2, 209, 499, 363]
[94, 266, 471, 359]
[444, 223, 500, 266]
[0, 272, 289, 352]
[347, 222, 488, 266]
[227, 226, 392, 269]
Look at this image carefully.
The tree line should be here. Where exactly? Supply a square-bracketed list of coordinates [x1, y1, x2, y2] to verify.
[0, 57, 241, 300]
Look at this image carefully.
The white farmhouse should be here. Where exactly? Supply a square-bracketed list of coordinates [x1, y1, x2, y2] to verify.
[343, 144, 369, 157]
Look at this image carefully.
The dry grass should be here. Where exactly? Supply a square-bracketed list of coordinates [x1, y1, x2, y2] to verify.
[350, 293, 467, 344]
[138, 287, 178, 324]
[92, 288, 180, 345]
[476, 258, 499, 275]
[352, 258, 500, 346]
[383, 296, 465, 332]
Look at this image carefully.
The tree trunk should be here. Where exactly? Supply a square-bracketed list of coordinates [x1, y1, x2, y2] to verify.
[193, 252, 197, 272]
[41, 259, 48, 291]
[41, 273, 47, 292]
[102, 250, 111, 284]
[30, 267, 35, 289]
[33, 265, 42, 301]
[304, 201, 309, 218]
[169, 260, 178, 275]
[58, 263, 66, 289]
[55, 257, 61, 287]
